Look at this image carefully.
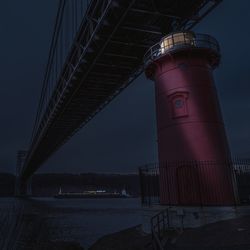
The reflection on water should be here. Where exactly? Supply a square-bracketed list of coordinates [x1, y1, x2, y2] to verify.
[0, 197, 143, 249]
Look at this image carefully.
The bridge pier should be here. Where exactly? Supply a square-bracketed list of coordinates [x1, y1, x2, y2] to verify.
[15, 177, 32, 197]
[15, 150, 32, 196]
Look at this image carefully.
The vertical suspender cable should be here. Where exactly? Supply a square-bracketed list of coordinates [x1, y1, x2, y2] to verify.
[30, 0, 66, 144]
[75, 0, 78, 32]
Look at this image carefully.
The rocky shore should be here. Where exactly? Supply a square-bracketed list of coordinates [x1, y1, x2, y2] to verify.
[89, 225, 152, 250]
[89, 216, 250, 250]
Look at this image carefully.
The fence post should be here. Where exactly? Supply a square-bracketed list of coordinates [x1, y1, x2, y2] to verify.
[230, 158, 240, 206]
[138, 168, 144, 205]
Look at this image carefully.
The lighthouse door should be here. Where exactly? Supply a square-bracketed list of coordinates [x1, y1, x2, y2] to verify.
[177, 165, 201, 205]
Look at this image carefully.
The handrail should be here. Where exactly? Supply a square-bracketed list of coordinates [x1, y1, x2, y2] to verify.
[144, 32, 220, 66]
[151, 208, 170, 250]
[152, 229, 164, 250]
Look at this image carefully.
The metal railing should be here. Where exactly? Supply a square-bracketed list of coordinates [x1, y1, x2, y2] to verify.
[139, 159, 250, 206]
[144, 32, 220, 66]
[151, 209, 170, 250]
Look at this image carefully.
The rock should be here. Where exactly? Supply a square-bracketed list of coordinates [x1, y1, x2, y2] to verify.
[45, 240, 84, 250]
[89, 225, 152, 250]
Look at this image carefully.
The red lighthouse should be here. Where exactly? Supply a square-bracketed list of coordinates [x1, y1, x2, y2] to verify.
[145, 32, 236, 205]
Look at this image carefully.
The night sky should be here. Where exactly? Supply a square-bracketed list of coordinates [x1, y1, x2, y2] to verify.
[0, 1, 250, 174]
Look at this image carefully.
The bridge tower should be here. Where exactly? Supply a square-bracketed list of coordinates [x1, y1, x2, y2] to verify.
[15, 150, 32, 196]
[145, 31, 237, 205]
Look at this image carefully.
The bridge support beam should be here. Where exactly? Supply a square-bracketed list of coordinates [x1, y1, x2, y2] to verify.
[15, 177, 32, 197]
[145, 31, 237, 206]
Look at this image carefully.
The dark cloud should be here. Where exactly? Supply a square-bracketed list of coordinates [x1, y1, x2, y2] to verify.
[194, 0, 250, 156]
[0, 0, 249, 174]
[0, 1, 58, 172]
[40, 75, 158, 173]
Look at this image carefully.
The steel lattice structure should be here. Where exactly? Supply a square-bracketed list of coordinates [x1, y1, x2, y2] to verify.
[21, 0, 222, 181]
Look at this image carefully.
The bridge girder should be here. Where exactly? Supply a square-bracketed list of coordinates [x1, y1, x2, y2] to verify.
[21, 0, 222, 181]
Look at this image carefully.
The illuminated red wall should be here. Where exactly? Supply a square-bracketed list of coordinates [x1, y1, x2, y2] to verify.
[146, 49, 236, 205]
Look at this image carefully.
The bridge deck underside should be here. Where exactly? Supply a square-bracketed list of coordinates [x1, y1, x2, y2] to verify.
[22, 0, 221, 180]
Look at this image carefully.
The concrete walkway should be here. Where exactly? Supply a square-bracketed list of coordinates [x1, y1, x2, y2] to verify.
[89, 216, 250, 250]
[170, 216, 250, 250]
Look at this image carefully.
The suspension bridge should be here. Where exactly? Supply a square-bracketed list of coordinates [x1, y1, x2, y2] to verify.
[18, 0, 222, 192]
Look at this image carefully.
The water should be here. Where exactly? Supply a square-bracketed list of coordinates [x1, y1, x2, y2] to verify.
[0, 197, 144, 249]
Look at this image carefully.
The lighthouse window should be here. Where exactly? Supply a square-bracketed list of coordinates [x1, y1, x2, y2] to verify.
[175, 99, 183, 108]
[160, 32, 195, 54]
[169, 92, 189, 118]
